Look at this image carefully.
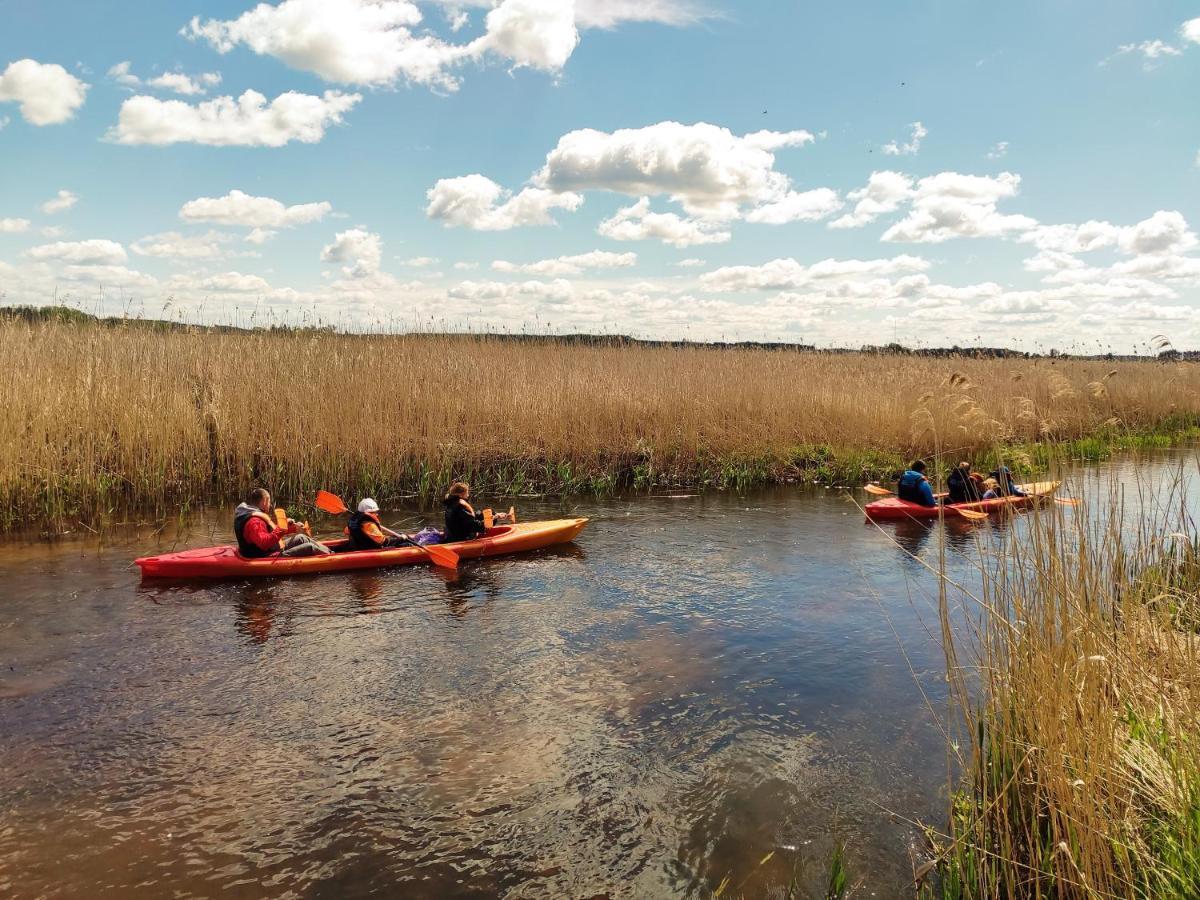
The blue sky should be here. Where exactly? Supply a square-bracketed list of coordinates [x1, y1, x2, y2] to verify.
[1, 0, 1198, 350]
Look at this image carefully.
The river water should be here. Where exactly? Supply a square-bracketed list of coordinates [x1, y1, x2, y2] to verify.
[1, 451, 1195, 899]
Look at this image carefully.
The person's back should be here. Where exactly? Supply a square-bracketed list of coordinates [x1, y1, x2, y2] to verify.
[443, 482, 485, 543]
[897, 461, 937, 507]
[946, 461, 981, 504]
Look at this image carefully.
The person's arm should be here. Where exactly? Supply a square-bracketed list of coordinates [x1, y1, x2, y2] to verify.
[919, 479, 937, 507]
[244, 516, 283, 552]
[362, 521, 386, 545]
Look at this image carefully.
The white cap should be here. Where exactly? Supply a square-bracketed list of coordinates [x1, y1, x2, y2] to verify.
[357, 498, 379, 514]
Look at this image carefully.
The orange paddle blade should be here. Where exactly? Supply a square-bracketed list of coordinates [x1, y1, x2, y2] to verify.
[421, 543, 460, 569]
[315, 490, 349, 515]
[274, 508, 288, 530]
[864, 483, 893, 496]
[953, 507, 990, 522]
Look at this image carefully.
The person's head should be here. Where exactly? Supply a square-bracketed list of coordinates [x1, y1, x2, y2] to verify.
[910, 460, 926, 473]
[958, 461, 971, 472]
[983, 478, 999, 491]
[358, 498, 380, 515]
[996, 465, 1011, 476]
[447, 481, 470, 500]
[246, 487, 271, 512]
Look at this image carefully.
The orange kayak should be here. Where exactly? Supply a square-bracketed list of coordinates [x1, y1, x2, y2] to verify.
[136, 518, 589, 579]
[865, 481, 1060, 521]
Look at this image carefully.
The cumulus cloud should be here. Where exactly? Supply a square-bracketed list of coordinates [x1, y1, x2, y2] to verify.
[743, 188, 842, 225]
[191, 271, 273, 293]
[492, 249, 636, 275]
[131, 231, 236, 259]
[426, 174, 582, 230]
[882, 172, 1037, 243]
[108, 61, 221, 95]
[882, 121, 926, 156]
[675, 257, 706, 267]
[0, 59, 89, 125]
[699, 255, 929, 291]
[598, 197, 731, 247]
[534, 122, 815, 219]
[449, 278, 574, 302]
[107, 89, 361, 147]
[27, 239, 127, 265]
[61, 265, 158, 288]
[321, 228, 382, 277]
[180, 189, 332, 228]
[829, 171, 914, 229]
[1184, 18, 1200, 44]
[41, 189, 78, 214]
[479, 0, 579, 71]
[400, 256, 439, 267]
[0, 218, 31, 233]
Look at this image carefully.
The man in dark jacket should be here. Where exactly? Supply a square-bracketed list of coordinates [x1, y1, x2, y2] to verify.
[897, 460, 937, 507]
[946, 461, 983, 504]
[234, 488, 331, 558]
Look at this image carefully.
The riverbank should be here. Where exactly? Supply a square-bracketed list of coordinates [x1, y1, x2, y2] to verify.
[3, 318, 1199, 531]
[923, 462, 1200, 898]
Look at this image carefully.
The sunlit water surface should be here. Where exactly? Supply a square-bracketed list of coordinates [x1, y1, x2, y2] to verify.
[1, 450, 1195, 898]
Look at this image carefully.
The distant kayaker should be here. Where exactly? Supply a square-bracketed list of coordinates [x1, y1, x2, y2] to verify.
[443, 482, 510, 542]
[981, 478, 1001, 500]
[234, 488, 331, 558]
[897, 460, 937, 507]
[990, 466, 1026, 497]
[946, 461, 983, 504]
[346, 498, 409, 550]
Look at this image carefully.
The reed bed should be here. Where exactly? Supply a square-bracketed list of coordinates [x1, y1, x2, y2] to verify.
[924, 462, 1200, 898]
[1, 317, 1199, 528]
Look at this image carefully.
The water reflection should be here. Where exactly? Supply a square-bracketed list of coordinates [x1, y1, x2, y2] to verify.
[234, 582, 280, 644]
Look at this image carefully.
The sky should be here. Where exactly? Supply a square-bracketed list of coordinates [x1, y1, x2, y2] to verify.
[1, 0, 1199, 352]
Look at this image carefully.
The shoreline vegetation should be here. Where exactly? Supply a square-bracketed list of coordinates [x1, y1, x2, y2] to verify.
[920, 459, 1200, 899]
[1, 313, 1199, 532]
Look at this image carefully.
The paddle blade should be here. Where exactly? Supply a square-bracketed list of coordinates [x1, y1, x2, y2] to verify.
[1055, 497, 1082, 507]
[423, 543, 460, 569]
[864, 483, 893, 496]
[274, 508, 288, 530]
[508, 506, 516, 524]
[954, 507, 990, 522]
[315, 490, 349, 515]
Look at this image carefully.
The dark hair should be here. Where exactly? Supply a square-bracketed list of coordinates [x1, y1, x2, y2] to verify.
[911, 460, 926, 473]
[246, 487, 270, 505]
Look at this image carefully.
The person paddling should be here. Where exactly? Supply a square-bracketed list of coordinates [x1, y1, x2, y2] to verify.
[946, 461, 983, 504]
[234, 488, 331, 558]
[990, 466, 1026, 497]
[897, 460, 937, 507]
[346, 498, 409, 550]
[443, 482, 510, 542]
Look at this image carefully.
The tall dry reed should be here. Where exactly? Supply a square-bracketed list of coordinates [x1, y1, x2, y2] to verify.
[925, 462, 1200, 898]
[1, 317, 1198, 527]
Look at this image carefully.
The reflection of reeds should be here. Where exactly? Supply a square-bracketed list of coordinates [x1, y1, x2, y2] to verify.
[923, 461, 1200, 898]
[2, 318, 1199, 528]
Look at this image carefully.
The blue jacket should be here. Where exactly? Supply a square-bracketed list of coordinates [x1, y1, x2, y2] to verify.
[898, 470, 937, 506]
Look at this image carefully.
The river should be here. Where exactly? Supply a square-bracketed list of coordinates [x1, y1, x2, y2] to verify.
[1, 450, 1195, 898]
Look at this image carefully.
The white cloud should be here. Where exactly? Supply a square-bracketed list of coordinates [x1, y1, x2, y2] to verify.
[1184, 18, 1200, 44]
[108, 62, 222, 95]
[41, 189, 78, 214]
[699, 255, 929, 291]
[321, 228, 382, 277]
[1116, 210, 1196, 256]
[0, 59, 89, 125]
[492, 249, 636, 275]
[675, 257, 706, 267]
[107, 89, 361, 147]
[882, 121, 926, 156]
[190, 271, 273, 293]
[61, 265, 157, 288]
[245, 227, 276, 244]
[829, 171, 914, 229]
[449, 278, 574, 302]
[598, 197, 731, 247]
[574, 0, 714, 28]
[180, 189, 332, 228]
[744, 188, 842, 225]
[1113, 39, 1182, 62]
[27, 239, 127, 265]
[0, 218, 31, 233]
[534, 122, 815, 219]
[131, 231, 235, 259]
[400, 256, 439, 267]
[453, 261, 478, 270]
[881, 171, 1037, 243]
[40, 225, 66, 238]
[987, 141, 1009, 160]
[479, 0, 579, 71]
[426, 174, 582, 230]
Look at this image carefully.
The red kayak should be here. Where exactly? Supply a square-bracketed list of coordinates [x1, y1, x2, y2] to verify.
[136, 518, 589, 579]
[864, 481, 1060, 521]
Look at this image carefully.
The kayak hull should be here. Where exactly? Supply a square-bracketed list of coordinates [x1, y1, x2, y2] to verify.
[136, 518, 589, 580]
[865, 481, 1061, 521]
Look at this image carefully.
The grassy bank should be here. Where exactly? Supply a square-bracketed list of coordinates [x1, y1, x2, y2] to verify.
[2, 317, 1199, 529]
[923, 464, 1200, 898]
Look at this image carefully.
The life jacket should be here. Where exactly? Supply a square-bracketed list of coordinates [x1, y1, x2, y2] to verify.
[233, 504, 279, 559]
[946, 468, 974, 504]
[897, 470, 928, 504]
[346, 510, 386, 550]
[443, 496, 484, 543]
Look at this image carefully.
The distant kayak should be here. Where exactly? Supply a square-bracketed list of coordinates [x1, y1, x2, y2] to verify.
[864, 482, 1061, 521]
[136, 518, 589, 579]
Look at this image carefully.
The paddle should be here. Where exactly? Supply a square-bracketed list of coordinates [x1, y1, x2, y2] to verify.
[314, 490, 460, 569]
[864, 483, 989, 521]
